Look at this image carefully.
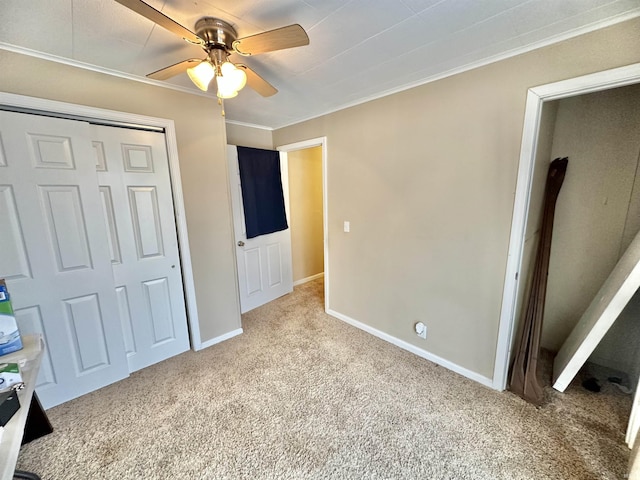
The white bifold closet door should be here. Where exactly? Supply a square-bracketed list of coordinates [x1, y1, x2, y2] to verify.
[91, 124, 189, 373]
[0, 110, 189, 409]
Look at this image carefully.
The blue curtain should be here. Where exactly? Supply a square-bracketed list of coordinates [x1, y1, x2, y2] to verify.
[237, 146, 288, 239]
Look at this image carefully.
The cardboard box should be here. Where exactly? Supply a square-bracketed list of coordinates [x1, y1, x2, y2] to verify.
[0, 279, 23, 356]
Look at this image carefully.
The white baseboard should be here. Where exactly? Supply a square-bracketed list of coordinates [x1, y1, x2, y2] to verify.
[196, 328, 243, 351]
[293, 272, 324, 287]
[326, 309, 494, 389]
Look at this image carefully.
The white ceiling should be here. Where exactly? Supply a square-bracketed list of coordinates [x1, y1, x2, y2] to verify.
[1, 0, 639, 129]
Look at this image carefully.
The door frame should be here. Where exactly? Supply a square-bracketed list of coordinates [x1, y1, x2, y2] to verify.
[493, 62, 640, 391]
[0, 92, 203, 349]
[277, 137, 329, 313]
[628, 380, 640, 448]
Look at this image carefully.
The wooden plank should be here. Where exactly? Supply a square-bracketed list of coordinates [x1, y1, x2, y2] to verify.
[553, 228, 640, 391]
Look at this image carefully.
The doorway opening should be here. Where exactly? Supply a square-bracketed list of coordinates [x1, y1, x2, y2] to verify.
[279, 139, 328, 311]
[494, 62, 640, 391]
[493, 64, 640, 464]
[227, 138, 328, 314]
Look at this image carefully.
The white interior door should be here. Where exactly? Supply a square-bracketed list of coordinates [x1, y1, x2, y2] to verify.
[227, 145, 293, 313]
[91, 124, 190, 372]
[0, 110, 128, 408]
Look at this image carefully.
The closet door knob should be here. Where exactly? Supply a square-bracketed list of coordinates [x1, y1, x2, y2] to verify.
[237, 241, 245, 247]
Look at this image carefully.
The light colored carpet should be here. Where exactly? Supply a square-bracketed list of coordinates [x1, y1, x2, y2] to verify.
[16, 279, 631, 479]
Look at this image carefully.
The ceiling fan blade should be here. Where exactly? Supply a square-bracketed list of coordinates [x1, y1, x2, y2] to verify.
[237, 65, 278, 97]
[234, 24, 309, 55]
[114, 0, 202, 44]
[147, 59, 203, 80]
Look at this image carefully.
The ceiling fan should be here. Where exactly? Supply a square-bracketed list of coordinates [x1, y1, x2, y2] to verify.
[114, 0, 310, 99]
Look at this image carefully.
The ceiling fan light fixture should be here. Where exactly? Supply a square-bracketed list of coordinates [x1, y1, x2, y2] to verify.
[216, 76, 239, 99]
[216, 62, 247, 98]
[187, 60, 215, 91]
[118, 0, 306, 99]
[221, 62, 247, 91]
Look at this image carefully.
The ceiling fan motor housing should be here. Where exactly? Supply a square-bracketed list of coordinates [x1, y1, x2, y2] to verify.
[194, 17, 238, 52]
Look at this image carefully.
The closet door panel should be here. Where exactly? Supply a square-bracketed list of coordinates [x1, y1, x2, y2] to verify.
[0, 110, 129, 409]
[92, 125, 190, 372]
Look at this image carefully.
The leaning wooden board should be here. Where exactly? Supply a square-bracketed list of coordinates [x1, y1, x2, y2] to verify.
[510, 158, 567, 405]
[553, 227, 640, 391]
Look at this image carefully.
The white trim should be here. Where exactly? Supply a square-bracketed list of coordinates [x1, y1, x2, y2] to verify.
[163, 124, 203, 351]
[277, 138, 329, 313]
[280, 152, 291, 231]
[628, 384, 640, 448]
[293, 272, 324, 287]
[327, 309, 494, 389]
[225, 120, 274, 131]
[492, 62, 640, 391]
[0, 92, 204, 350]
[196, 328, 243, 350]
[492, 91, 544, 391]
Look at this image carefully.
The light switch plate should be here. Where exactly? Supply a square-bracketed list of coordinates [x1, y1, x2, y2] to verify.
[344, 221, 350, 233]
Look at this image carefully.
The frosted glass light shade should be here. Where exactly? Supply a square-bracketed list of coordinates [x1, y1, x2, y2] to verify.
[216, 62, 247, 98]
[187, 61, 215, 91]
[221, 62, 247, 91]
[216, 74, 238, 98]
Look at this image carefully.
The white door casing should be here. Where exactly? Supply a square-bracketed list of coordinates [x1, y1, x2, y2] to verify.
[92, 125, 190, 372]
[493, 62, 640, 391]
[227, 145, 293, 313]
[628, 381, 640, 448]
[277, 138, 329, 313]
[0, 110, 129, 408]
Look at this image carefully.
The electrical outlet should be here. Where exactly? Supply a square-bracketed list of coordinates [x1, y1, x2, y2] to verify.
[414, 322, 427, 339]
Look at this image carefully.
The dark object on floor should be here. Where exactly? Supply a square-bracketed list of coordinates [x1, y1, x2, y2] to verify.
[510, 157, 569, 405]
[22, 393, 53, 445]
[582, 377, 601, 392]
[0, 388, 20, 426]
[608, 376, 622, 384]
[13, 471, 41, 479]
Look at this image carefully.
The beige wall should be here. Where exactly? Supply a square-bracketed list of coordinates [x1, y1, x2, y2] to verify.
[531, 84, 640, 388]
[288, 147, 324, 283]
[0, 50, 241, 342]
[543, 84, 640, 351]
[225, 122, 273, 149]
[273, 18, 640, 379]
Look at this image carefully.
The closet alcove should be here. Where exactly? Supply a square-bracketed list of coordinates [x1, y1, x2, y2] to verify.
[515, 83, 640, 398]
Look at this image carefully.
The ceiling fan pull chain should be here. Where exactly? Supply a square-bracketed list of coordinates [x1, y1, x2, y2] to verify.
[218, 97, 225, 117]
